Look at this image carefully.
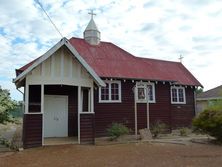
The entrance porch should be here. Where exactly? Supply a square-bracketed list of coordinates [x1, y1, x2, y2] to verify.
[23, 84, 95, 148]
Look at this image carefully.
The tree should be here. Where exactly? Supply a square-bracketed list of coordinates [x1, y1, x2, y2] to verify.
[195, 87, 203, 94]
[0, 86, 17, 123]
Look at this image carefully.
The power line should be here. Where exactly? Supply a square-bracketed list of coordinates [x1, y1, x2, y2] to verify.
[35, 0, 63, 38]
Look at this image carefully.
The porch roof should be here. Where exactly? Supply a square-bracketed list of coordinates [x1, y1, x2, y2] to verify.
[13, 38, 105, 87]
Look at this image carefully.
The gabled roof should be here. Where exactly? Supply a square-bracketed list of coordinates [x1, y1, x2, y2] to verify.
[16, 37, 202, 87]
[197, 85, 222, 100]
[13, 38, 105, 87]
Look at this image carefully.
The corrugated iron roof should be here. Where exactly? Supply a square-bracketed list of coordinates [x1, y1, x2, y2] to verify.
[17, 37, 202, 86]
[197, 85, 222, 99]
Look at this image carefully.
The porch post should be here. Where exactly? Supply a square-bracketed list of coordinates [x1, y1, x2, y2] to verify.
[25, 80, 29, 113]
[88, 89, 90, 112]
[78, 86, 81, 144]
[90, 87, 94, 113]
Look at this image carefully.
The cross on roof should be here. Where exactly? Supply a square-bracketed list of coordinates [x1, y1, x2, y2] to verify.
[88, 10, 96, 19]
[179, 54, 184, 63]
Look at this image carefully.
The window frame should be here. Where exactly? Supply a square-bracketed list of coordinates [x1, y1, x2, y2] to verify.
[99, 80, 122, 103]
[136, 82, 156, 103]
[170, 86, 186, 104]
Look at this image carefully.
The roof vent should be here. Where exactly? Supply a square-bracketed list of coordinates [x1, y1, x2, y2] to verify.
[83, 11, 100, 45]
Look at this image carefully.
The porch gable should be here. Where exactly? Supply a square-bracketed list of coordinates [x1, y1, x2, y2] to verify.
[13, 37, 105, 87]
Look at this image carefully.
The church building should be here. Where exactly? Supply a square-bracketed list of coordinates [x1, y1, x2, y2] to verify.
[14, 14, 202, 148]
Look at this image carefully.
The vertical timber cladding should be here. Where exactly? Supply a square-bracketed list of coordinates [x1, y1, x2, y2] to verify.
[23, 114, 42, 148]
[94, 80, 172, 137]
[44, 85, 78, 136]
[171, 87, 195, 128]
[80, 114, 95, 144]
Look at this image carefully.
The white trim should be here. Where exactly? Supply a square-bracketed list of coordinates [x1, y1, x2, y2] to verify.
[171, 86, 186, 104]
[25, 81, 29, 114]
[79, 112, 95, 114]
[81, 88, 83, 112]
[91, 87, 94, 113]
[24, 112, 43, 115]
[99, 80, 122, 103]
[88, 88, 90, 112]
[14, 37, 105, 87]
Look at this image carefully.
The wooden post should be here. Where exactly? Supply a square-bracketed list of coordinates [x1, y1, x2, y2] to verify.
[146, 87, 150, 130]
[134, 86, 138, 139]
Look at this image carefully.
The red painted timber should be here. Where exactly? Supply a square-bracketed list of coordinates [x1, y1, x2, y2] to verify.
[80, 114, 95, 144]
[171, 87, 195, 127]
[94, 80, 194, 137]
[23, 114, 42, 148]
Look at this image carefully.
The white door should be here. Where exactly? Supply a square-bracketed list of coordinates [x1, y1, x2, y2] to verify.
[44, 95, 68, 138]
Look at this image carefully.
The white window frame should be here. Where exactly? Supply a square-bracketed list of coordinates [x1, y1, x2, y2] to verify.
[136, 82, 156, 103]
[99, 80, 122, 103]
[170, 86, 186, 104]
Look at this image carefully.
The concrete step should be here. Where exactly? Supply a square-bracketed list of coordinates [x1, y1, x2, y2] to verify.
[0, 144, 11, 152]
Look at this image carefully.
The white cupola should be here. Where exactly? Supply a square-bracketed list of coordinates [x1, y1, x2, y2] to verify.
[83, 11, 100, 45]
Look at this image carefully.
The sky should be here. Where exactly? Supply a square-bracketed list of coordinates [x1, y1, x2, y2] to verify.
[0, 0, 222, 101]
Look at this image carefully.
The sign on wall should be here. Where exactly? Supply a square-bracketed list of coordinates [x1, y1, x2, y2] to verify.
[135, 82, 148, 103]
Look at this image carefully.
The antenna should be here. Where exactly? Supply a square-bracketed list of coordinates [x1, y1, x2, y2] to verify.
[35, 0, 63, 38]
[179, 54, 184, 63]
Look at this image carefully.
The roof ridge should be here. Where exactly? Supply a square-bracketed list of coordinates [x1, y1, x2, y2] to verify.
[138, 56, 180, 64]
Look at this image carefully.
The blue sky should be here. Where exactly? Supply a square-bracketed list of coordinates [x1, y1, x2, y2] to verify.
[0, 0, 222, 100]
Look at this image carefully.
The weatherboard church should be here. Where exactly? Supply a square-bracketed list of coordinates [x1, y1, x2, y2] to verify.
[14, 14, 202, 148]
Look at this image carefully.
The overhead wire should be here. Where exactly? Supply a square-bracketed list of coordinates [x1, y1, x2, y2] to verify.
[35, 0, 63, 38]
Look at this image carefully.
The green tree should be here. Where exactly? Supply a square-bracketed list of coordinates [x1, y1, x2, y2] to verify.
[195, 87, 203, 94]
[0, 86, 16, 123]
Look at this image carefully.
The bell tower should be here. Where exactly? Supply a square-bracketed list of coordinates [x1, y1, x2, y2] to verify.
[83, 10, 100, 45]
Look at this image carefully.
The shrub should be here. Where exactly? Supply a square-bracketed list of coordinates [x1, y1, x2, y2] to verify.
[107, 123, 129, 140]
[193, 108, 222, 142]
[179, 127, 189, 136]
[150, 121, 167, 138]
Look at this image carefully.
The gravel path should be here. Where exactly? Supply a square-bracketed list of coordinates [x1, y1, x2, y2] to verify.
[0, 142, 222, 167]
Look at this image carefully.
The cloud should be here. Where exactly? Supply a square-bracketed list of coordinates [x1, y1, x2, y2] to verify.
[0, 0, 222, 100]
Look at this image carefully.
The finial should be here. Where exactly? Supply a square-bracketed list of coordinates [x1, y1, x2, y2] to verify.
[179, 54, 184, 63]
[88, 9, 96, 19]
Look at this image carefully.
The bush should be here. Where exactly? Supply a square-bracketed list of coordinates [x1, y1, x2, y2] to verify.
[193, 108, 222, 142]
[150, 121, 167, 138]
[179, 127, 189, 136]
[107, 123, 129, 140]
[0, 87, 17, 124]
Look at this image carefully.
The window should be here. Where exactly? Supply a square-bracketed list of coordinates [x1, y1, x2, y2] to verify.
[99, 81, 121, 103]
[136, 82, 155, 103]
[147, 84, 155, 102]
[171, 86, 186, 104]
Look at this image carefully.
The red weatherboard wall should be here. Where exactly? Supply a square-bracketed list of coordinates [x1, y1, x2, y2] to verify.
[94, 80, 195, 137]
[171, 87, 195, 127]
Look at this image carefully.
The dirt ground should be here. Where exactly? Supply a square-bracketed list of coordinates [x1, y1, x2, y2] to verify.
[0, 143, 222, 167]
